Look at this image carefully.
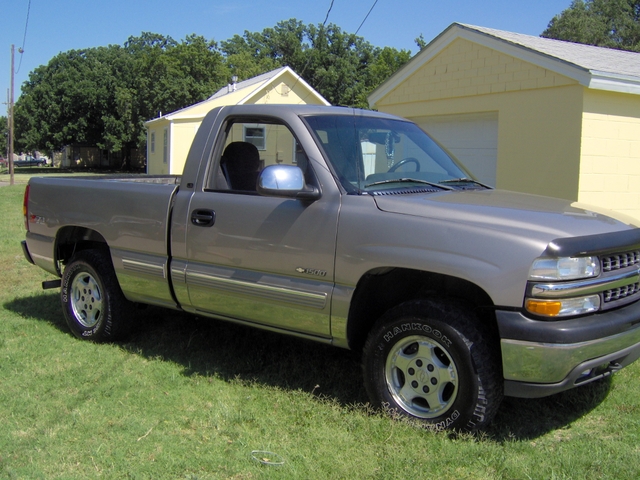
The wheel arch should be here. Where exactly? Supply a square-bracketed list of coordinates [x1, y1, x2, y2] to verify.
[55, 226, 110, 275]
[346, 267, 497, 352]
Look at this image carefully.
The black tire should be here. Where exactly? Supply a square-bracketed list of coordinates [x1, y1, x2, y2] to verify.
[363, 299, 503, 432]
[61, 250, 130, 341]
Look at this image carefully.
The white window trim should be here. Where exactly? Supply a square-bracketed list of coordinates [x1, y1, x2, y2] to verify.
[162, 128, 168, 164]
[243, 124, 266, 150]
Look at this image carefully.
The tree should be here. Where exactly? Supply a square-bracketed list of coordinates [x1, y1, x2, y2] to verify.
[14, 20, 413, 162]
[356, 46, 412, 106]
[219, 19, 412, 108]
[14, 33, 228, 165]
[220, 18, 305, 79]
[0, 116, 7, 158]
[415, 34, 428, 50]
[542, 0, 640, 52]
[14, 47, 123, 153]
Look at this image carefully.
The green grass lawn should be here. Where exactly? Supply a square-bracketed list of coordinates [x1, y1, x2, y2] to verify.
[1, 176, 639, 479]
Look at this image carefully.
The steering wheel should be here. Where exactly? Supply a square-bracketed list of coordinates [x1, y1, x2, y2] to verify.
[388, 157, 420, 173]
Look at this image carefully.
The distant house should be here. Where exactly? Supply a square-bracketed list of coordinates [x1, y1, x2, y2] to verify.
[59, 145, 145, 170]
[369, 23, 640, 222]
[145, 66, 330, 175]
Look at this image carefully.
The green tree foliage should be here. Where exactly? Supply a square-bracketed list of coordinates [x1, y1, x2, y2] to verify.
[1, 116, 7, 158]
[14, 20, 412, 159]
[415, 34, 428, 50]
[14, 33, 228, 158]
[542, 0, 640, 52]
[15, 47, 122, 152]
[220, 19, 411, 107]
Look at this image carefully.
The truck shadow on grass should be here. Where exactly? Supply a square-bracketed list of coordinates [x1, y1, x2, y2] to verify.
[487, 378, 612, 440]
[6, 292, 612, 440]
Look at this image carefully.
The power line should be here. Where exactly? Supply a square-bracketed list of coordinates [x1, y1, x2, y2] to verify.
[355, 0, 379, 36]
[291, 0, 336, 102]
[322, 0, 336, 26]
[16, 0, 32, 74]
[300, 0, 380, 106]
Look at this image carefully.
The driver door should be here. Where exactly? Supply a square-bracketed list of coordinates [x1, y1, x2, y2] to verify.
[183, 117, 339, 338]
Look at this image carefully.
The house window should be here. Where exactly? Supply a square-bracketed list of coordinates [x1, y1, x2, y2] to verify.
[163, 128, 168, 164]
[243, 125, 266, 150]
[150, 131, 155, 154]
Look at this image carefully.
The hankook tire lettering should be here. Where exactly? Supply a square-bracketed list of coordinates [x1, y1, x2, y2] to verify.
[383, 322, 452, 347]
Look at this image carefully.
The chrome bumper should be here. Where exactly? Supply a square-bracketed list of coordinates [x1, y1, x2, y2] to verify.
[496, 302, 640, 398]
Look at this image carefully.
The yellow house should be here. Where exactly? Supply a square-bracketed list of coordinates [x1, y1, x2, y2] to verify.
[145, 66, 330, 175]
[369, 23, 640, 222]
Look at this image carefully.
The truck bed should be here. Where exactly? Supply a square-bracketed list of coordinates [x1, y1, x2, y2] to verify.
[25, 174, 182, 307]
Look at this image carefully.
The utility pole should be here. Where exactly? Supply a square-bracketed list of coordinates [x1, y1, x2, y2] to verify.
[5, 90, 8, 162]
[9, 44, 15, 186]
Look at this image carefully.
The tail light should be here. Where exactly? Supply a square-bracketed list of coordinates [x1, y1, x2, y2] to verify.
[23, 184, 30, 232]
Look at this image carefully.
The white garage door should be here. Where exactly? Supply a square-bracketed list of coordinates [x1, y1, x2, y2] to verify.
[416, 112, 498, 187]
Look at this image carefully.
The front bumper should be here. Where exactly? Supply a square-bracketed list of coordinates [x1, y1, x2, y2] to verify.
[497, 300, 640, 398]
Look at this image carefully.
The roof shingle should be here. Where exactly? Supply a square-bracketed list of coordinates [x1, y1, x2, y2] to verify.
[460, 23, 640, 80]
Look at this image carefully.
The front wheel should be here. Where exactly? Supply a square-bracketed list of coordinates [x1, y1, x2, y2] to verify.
[61, 250, 130, 341]
[363, 299, 502, 431]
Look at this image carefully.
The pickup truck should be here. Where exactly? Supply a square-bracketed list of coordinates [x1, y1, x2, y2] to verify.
[22, 104, 640, 432]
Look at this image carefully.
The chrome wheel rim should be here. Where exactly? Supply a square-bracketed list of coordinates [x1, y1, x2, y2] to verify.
[71, 272, 103, 328]
[385, 335, 459, 418]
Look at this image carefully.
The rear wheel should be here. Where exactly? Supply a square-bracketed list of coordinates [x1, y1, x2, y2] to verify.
[363, 299, 502, 431]
[61, 250, 130, 341]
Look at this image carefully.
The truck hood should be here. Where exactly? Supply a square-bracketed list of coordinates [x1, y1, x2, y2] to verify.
[373, 189, 639, 241]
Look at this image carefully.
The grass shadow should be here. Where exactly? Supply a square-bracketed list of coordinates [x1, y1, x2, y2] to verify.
[5, 294, 613, 438]
[125, 305, 370, 406]
[487, 377, 612, 441]
[3, 295, 368, 407]
[4, 291, 67, 330]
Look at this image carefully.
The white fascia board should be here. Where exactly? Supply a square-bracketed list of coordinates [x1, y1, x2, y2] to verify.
[145, 117, 165, 127]
[469, 31, 640, 94]
[368, 23, 599, 108]
[284, 68, 332, 105]
[588, 72, 640, 94]
[238, 66, 331, 106]
[454, 27, 594, 86]
[167, 113, 209, 122]
[237, 67, 287, 105]
[145, 112, 208, 127]
[237, 83, 270, 105]
[368, 26, 459, 108]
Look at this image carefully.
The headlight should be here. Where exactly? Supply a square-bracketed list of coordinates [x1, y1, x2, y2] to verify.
[529, 256, 600, 281]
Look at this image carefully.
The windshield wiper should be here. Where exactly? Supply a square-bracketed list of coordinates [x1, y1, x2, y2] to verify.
[439, 177, 491, 188]
[364, 178, 453, 190]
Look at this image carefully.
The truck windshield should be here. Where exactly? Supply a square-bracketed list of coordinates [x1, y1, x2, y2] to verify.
[304, 114, 472, 194]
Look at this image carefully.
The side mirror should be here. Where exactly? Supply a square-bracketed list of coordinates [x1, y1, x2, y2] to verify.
[257, 165, 320, 200]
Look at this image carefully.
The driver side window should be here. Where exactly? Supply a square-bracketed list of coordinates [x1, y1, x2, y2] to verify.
[207, 119, 310, 193]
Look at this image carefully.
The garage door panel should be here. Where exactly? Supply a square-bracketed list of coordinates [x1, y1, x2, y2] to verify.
[416, 113, 498, 187]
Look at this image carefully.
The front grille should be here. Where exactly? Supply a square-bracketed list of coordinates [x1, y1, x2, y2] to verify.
[603, 282, 640, 303]
[602, 251, 640, 272]
[600, 250, 640, 306]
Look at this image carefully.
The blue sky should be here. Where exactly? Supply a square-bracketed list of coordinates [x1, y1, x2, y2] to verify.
[2, 0, 572, 105]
